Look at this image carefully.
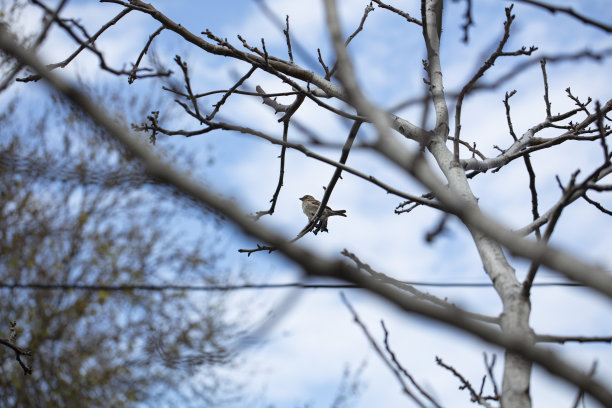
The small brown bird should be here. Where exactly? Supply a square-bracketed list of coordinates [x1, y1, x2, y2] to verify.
[299, 194, 346, 233]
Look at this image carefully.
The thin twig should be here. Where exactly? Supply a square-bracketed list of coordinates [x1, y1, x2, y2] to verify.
[474, 47, 612, 94]
[448, 136, 487, 159]
[261, 37, 269, 65]
[249, 87, 306, 224]
[1, 321, 32, 375]
[395, 192, 439, 215]
[453, 5, 537, 161]
[253, 0, 320, 69]
[19, 4, 167, 82]
[283, 15, 293, 63]
[503, 90, 518, 141]
[237, 244, 277, 256]
[252, 120, 289, 221]
[596, 100, 609, 161]
[381, 321, 443, 408]
[371, 0, 422, 25]
[454, 0, 474, 42]
[0, 0, 69, 90]
[424, 213, 449, 243]
[522, 170, 580, 297]
[328, 2, 375, 78]
[523, 152, 541, 241]
[174, 55, 203, 122]
[317, 48, 331, 79]
[566, 87, 592, 115]
[129, 25, 165, 84]
[194, 88, 299, 99]
[523, 143, 612, 296]
[436, 357, 496, 408]
[514, 0, 612, 33]
[504, 90, 542, 240]
[572, 362, 598, 408]
[207, 66, 257, 121]
[540, 59, 552, 119]
[483, 353, 500, 399]
[583, 193, 612, 216]
[340, 294, 428, 408]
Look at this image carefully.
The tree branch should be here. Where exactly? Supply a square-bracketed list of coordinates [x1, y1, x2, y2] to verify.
[436, 356, 496, 407]
[536, 335, 612, 344]
[514, 0, 612, 33]
[0, 321, 32, 375]
[341, 294, 429, 407]
[461, 99, 612, 172]
[371, 0, 422, 25]
[5, 14, 612, 407]
[341, 249, 500, 324]
[453, 5, 537, 161]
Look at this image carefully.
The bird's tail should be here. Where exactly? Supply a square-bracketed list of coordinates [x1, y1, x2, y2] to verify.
[331, 210, 347, 217]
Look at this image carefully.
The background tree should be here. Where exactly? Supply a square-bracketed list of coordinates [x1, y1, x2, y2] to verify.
[0, 84, 252, 406]
[1, 0, 611, 407]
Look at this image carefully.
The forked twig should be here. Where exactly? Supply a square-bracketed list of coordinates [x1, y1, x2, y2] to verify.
[129, 25, 165, 84]
[341, 294, 429, 408]
[453, 5, 537, 161]
[1, 321, 32, 375]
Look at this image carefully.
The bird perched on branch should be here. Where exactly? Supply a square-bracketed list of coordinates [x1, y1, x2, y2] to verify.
[299, 194, 346, 233]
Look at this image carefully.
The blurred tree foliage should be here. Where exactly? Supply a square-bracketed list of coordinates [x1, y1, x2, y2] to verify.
[0, 86, 246, 407]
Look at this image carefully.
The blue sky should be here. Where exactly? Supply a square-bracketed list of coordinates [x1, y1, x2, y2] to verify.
[7, 0, 612, 407]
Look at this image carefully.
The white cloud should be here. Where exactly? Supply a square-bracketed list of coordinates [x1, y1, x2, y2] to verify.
[7, 1, 612, 406]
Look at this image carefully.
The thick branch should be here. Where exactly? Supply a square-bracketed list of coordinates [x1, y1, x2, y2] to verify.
[342, 249, 499, 324]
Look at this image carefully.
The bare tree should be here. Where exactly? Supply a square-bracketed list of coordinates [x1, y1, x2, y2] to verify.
[0, 1, 611, 407]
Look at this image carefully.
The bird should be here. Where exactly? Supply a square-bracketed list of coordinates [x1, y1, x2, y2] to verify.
[299, 194, 346, 233]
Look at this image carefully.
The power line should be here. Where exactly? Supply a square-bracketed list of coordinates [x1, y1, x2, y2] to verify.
[0, 281, 583, 292]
